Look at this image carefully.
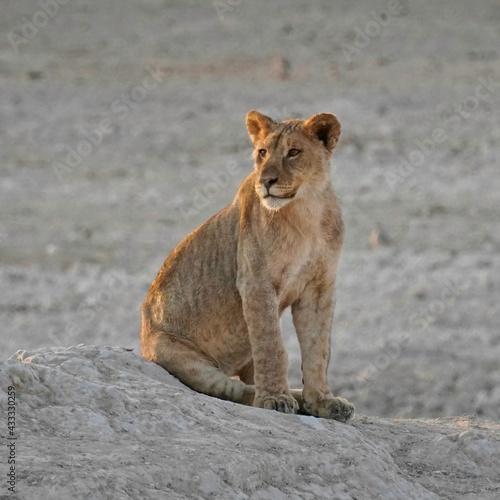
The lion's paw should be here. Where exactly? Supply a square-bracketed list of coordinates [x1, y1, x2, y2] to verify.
[304, 397, 355, 422]
[254, 392, 299, 414]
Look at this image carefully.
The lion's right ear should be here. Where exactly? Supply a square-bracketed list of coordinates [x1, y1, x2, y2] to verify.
[246, 110, 276, 146]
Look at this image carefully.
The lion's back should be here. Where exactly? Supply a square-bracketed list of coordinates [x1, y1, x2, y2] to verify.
[142, 202, 242, 336]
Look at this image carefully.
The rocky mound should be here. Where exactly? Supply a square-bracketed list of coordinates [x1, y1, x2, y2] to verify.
[1, 345, 499, 499]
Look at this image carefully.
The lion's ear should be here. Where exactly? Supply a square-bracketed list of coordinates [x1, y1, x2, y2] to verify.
[246, 110, 276, 146]
[303, 113, 341, 153]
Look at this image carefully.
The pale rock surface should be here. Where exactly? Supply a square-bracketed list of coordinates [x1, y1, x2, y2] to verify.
[1, 345, 499, 499]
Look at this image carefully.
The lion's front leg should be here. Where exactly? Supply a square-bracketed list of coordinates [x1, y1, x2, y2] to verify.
[292, 282, 354, 422]
[237, 280, 299, 415]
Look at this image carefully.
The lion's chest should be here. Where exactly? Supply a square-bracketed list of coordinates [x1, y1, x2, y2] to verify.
[272, 240, 325, 311]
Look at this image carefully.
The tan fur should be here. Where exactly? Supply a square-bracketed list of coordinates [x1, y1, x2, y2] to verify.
[141, 110, 354, 421]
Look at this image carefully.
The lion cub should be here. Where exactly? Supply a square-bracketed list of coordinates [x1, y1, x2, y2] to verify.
[141, 110, 354, 421]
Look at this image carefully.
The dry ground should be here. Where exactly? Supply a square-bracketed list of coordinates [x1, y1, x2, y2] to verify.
[1, 0, 499, 420]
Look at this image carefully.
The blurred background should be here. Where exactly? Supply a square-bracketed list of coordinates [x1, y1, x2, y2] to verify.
[1, 0, 499, 419]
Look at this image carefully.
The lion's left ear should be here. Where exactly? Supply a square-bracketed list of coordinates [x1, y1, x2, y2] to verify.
[303, 113, 341, 153]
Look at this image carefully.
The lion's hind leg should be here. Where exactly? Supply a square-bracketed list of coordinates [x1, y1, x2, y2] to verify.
[142, 331, 255, 406]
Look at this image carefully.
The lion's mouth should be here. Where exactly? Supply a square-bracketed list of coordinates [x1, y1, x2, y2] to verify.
[264, 193, 296, 200]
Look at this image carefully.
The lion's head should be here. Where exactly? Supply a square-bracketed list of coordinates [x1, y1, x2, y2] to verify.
[246, 110, 341, 210]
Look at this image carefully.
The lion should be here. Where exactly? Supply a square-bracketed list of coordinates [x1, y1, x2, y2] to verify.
[140, 110, 354, 421]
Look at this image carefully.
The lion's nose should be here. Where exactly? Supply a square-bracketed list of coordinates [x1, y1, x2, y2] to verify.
[260, 176, 278, 193]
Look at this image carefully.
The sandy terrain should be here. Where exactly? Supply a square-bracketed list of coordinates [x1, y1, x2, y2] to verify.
[1, 0, 499, 497]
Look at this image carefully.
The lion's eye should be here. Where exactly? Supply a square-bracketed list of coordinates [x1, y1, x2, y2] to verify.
[258, 149, 267, 158]
[288, 149, 301, 158]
